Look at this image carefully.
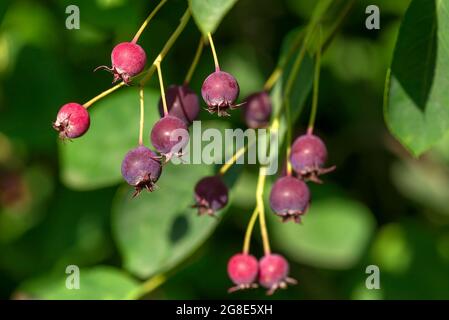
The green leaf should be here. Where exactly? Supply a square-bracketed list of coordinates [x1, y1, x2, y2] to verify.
[384, 0, 449, 156]
[18, 266, 138, 300]
[270, 197, 376, 269]
[189, 0, 238, 35]
[60, 88, 159, 190]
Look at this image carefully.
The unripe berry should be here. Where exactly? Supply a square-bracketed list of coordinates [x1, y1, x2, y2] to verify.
[150, 116, 189, 158]
[243, 91, 272, 128]
[158, 85, 200, 125]
[227, 253, 259, 293]
[121, 146, 162, 197]
[53, 103, 90, 139]
[258, 254, 297, 295]
[201, 70, 239, 116]
[269, 176, 310, 223]
[193, 176, 228, 216]
[95, 42, 147, 84]
[290, 133, 335, 183]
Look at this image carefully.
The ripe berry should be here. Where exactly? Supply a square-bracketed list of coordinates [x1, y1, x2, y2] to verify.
[158, 85, 200, 125]
[121, 146, 162, 197]
[53, 103, 90, 139]
[243, 91, 272, 128]
[258, 254, 297, 295]
[95, 42, 147, 84]
[193, 176, 228, 216]
[201, 70, 240, 116]
[290, 133, 335, 183]
[269, 176, 310, 223]
[150, 115, 189, 158]
[227, 253, 259, 293]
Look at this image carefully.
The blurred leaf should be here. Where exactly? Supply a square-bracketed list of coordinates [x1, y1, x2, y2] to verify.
[189, 0, 238, 35]
[384, 0, 449, 156]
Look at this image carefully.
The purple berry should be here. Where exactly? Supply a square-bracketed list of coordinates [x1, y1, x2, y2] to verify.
[121, 146, 162, 197]
[193, 176, 228, 216]
[290, 133, 335, 183]
[95, 42, 147, 84]
[243, 91, 272, 128]
[258, 254, 296, 295]
[158, 85, 200, 125]
[150, 115, 189, 158]
[269, 176, 310, 223]
[201, 70, 239, 116]
[53, 103, 90, 139]
[227, 253, 259, 293]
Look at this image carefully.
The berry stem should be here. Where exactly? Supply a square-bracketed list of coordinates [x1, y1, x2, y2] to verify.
[138, 85, 145, 145]
[207, 32, 220, 71]
[132, 0, 168, 44]
[128, 273, 167, 299]
[84, 82, 126, 108]
[307, 26, 322, 135]
[242, 207, 259, 255]
[155, 59, 168, 116]
[285, 99, 293, 176]
[257, 166, 271, 255]
[184, 37, 204, 85]
[219, 144, 248, 176]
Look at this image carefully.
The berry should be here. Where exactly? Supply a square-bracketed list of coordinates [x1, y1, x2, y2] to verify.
[269, 176, 310, 223]
[227, 253, 259, 293]
[95, 42, 147, 84]
[193, 176, 228, 216]
[121, 146, 162, 197]
[150, 115, 189, 158]
[290, 133, 335, 183]
[201, 70, 240, 116]
[158, 85, 200, 125]
[243, 91, 272, 128]
[258, 254, 297, 295]
[53, 103, 90, 139]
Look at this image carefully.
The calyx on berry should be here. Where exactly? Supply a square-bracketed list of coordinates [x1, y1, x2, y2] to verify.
[150, 115, 189, 160]
[227, 253, 259, 293]
[53, 103, 90, 140]
[193, 175, 228, 216]
[258, 254, 297, 295]
[243, 91, 272, 129]
[201, 69, 240, 116]
[158, 85, 200, 125]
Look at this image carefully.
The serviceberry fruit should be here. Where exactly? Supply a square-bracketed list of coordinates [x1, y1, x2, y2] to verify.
[193, 176, 228, 216]
[243, 91, 272, 128]
[150, 115, 189, 159]
[158, 85, 200, 125]
[121, 146, 162, 197]
[227, 253, 259, 293]
[269, 176, 310, 223]
[95, 42, 147, 84]
[290, 133, 336, 183]
[53, 103, 90, 140]
[201, 70, 240, 116]
[258, 254, 297, 295]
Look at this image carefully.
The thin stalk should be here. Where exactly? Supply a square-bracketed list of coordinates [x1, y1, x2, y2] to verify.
[132, 0, 167, 43]
[207, 32, 220, 71]
[156, 60, 168, 116]
[256, 166, 271, 255]
[242, 208, 259, 254]
[184, 37, 204, 84]
[308, 26, 322, 135]
[138, 86, 145, 145]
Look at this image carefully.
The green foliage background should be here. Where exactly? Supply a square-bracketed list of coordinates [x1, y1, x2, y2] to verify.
[1, 0, 449, 299]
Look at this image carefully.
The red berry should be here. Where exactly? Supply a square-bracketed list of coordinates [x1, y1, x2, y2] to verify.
[243, 91, 272, 128]
[201, 70, 239, 116]
[290, 133, 335, 183]
[258, 254, 297, 295]
[227, 253, 258, 293]
[150, 115, 189, 158]
[53, 103, 90, 139]
[158, 85, 200, 125]
[95, 42, 147, 84]
[193, 176, 228, 216]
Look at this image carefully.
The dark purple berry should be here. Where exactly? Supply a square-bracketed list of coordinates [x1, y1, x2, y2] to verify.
[258, 254, 297, 295]
[269, 176, 310, 223]
[243, 91, 272, 128]
[201, 70, 239, 116]
[95, 42, 147, 84]
[150, 116, 189, 158]
[290, 133, 335, 183]
[227, 253, 259, 293]
[121, 146, 162, 197]
[193, 176, 228, 216]
[53, 103, 90, 139]
[158, 85, 200, 125]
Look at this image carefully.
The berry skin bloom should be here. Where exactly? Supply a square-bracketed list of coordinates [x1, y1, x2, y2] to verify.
[290, 133, 336, 183]
[269, 176, 310, 223]
[227, 253, 259, 293]
[201, 70, 240, 116]
[193, 176, 228, 216]
[121, 146, 162, 197]
[150, 115, 189, 159]
[53, 103, 90, 140]
[258, 254, 297, 295]
[243, 91, 272, 129]
[158, 85, 200, 125]
[95, 42, 147, 84]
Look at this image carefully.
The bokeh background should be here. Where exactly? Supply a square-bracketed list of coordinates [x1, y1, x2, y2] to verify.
[1, 0, 449, 300]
